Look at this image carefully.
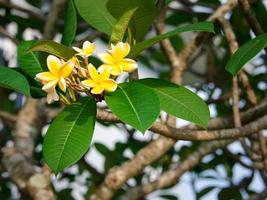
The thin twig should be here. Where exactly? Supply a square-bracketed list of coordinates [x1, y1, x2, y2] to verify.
[0, 110, 17, 122]
[0, 0, 45, 21]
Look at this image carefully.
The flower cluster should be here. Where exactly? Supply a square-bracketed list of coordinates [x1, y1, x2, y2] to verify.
[35, 41, 137, 104]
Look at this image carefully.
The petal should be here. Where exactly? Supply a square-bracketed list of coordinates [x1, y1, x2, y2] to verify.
[101, 79, 117, 92]
[61, 61, 74, 78]
[87, 64, 99, 82]
[82, 41, 96, 56]
[110, 65, 123, 76]
[35, 72, 57, 82]
[46, 88, 59, 104]
[58, 77, 67, 92]
[72, 47, 82, 53]
[46, 93, 53, 104]
[111, 42, 130, 61]
[42, 80, 58, 91]
[119, 58, 138, 73]
[91, 85, 104, 94]
[98, 68, 110, 81]
[119, 42, 130, 56]
[81, 79, 97, 88]
[47, 55, 62, 76]
[98, 53, 114, 64]
[71, 56, 79, 66]
[98, 64, 113, 73]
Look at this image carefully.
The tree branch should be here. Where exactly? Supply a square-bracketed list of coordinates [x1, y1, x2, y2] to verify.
[2, 99, 55, 200]
[0, 0, 45, 21]
[170, 0, 238, 84]
[43, 0, 67, 39]
[0, 25, 19, 45]
[96, 97, 267, 141]
[120, 140, 232, 199]
[238, 0, 267, 53]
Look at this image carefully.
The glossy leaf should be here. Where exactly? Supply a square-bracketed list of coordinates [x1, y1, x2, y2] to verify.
[107, 0, 158, 41]
[43, 97, 96, 174]
[137, 78, 210, 128]
[18, 40, 43, 78]
[226, 33, 267, 75]
[27, 40, 75, 60]
[105, 82, 160, 133]
[74, 0, 116, 35]
[129, 21, 214, 58]
[18, 41, 47, 98]
[0, 66, 31, 96]
[110, 6, 138, 43]
[62, 0, 77, 46]
[30, 86, 46, 98]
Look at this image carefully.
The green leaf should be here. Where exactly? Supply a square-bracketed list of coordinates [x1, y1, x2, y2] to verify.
[160, 194, 178, 200]
[18, 40, 43, 80]
[27, 40, 75, 60]
[129, 21, 214, 58]
[105, 82, 160, 133]
[94, 143, 111, 157]
[30, 86, 46, 98]
[62, 0, 77, 46]
[74, 0, 116, 35]
[107, 0, 158, 41]
[137, 78, 210, 128]
[226, 33, 267, 75]
[110, 6, 138, 43]
[0, 66, 31, 96]
[43, 97, 96, 174]
[197, 186, 215, 199]
[218, 187, 242, 200]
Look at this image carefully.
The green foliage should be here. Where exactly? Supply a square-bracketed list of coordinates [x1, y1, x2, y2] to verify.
[18, 40, 46, 97]
[107, 0, 158, 41]
[18, 40, 43, 81]
[27, 40, 75, 60]
[137, 78, 210, 128]
[95, 142, 128, 172]
[62, 0, 77, 46]
[43, 97, 96, 174]
[0, 66, 31, 96]
[197, 186, 215, 199]
[160, 194, 179, 200]
[74, 0, 116, 35]
[129, 21, 214, 57]
[110, 6, 138, 43]
[217, 186, 242, 200]
[226, 33, 267, 75]
[230, 8, 251, 45]
[105, 82, 160, 133]
[251, 1, 267, 33]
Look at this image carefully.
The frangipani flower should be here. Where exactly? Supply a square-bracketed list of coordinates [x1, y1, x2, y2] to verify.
[35, 55, 74, 103]
[70, 56, 80, 66]
[45, 87, 59, 104]
[98, 42, 137, 76]
[81, 64, 117, 95]
[72, 41, 96, 57]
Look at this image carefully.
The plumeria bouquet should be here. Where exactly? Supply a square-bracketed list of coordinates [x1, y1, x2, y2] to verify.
[35, 41, 137, 105]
